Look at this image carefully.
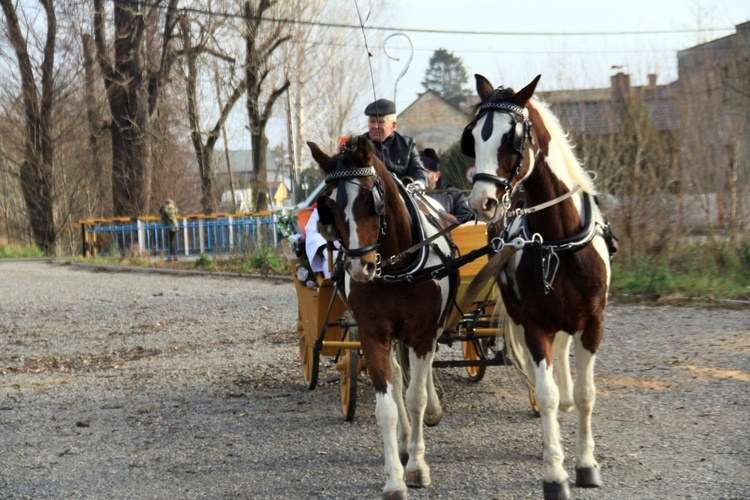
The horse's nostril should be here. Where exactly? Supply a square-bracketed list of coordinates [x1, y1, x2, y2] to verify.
[484, 198, 498, 212]
[365, 262, 376, 275]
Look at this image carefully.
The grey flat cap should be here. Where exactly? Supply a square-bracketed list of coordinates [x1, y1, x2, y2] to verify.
[364, 99, 396, 116]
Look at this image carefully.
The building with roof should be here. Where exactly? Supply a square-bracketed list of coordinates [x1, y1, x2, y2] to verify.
[676, 21, 750, 197]
[396, 89, 471, 152]
[537, 72, 678, 137]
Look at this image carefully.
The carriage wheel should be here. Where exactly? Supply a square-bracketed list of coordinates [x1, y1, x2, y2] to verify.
[338, 328, 358, 421]
[461, 339, 487, 383]
[300, 333, 319, 390]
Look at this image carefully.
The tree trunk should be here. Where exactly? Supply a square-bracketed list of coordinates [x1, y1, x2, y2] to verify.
[0, 0, 57, 254]
[93, 0, 178, 218]
[251, 129, 269, 211]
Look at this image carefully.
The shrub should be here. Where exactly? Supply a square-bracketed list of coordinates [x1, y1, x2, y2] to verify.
[242, 247, 287, 274]
[194, 253, 216, 271]
[0, 244, 44, 258]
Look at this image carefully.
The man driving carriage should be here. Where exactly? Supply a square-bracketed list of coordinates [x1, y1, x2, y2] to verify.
[363, 98, 428, 189]
[304, 98, 428, 276]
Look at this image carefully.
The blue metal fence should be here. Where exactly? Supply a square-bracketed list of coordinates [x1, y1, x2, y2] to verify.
[80, 213, 281, 258]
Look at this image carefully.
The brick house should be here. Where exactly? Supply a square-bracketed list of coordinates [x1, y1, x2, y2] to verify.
[676, 21, 750, 227]
[396, 89, 470, 152]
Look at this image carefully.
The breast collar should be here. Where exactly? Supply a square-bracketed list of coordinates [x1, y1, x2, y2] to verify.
[372, 175, 435, 283]
[508, 192, 598, 254]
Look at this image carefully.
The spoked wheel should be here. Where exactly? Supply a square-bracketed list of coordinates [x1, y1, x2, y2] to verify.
[300, 332, 319, 390]
[337, 326, 358, 421]
[461, 338, 488, 382]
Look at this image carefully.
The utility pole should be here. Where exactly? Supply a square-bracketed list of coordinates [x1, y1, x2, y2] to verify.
[286, 87, 298, 203]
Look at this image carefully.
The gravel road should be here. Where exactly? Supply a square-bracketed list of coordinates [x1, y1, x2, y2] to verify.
[1, 260, 748, 499]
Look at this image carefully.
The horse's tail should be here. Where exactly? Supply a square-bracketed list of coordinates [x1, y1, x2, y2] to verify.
[500, 309, 536, 392]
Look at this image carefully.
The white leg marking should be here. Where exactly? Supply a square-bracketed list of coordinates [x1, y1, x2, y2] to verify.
[390, 348, 411, 459]
[404, 350, 433, 487]
[534, 358, 569, 485]
[375, 384, 406, 495]
[424, 339, 442, 426]
[574, 336, 599, 470]
[553, 333, 574, 412]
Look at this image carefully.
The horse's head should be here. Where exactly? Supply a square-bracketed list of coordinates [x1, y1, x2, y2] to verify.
[307, 136, 387, 283]
[464, 74, 541, 221]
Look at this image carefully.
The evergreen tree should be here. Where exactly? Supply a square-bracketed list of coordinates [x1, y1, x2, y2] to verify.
[421, 48, 470, 98]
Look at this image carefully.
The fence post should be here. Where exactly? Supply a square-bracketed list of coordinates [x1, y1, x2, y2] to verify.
[198, 219, 205, 254]
[182, 218, 189, 256]
[272, 213, 278, 247]
[228, 216, 234, 251]
[137, 219, 145, 255]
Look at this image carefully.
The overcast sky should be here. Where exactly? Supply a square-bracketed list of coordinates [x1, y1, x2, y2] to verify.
[367, 0, 748, 112]
[246, 0, 749, 157]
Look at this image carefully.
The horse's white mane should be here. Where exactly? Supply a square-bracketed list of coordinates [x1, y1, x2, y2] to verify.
[530, 97, 597, 195]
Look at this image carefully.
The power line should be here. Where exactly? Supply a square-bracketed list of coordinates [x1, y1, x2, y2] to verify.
[102, 0, 739, 38]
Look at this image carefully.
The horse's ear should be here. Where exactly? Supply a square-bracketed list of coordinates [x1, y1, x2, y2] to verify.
[475, 74, 494, 102]
[514, 74, 542, 106]
[307, 142, 331, 171]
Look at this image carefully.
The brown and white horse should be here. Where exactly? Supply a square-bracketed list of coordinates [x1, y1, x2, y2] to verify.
[464, 75, 614, 499]
[308, 135, 454, 499]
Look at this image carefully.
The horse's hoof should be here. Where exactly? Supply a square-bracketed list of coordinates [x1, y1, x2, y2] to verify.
[399, 452, 409, 466]
[575, 466, 602, 488]
[423, 410, 442, 427]
[405, 468, 431, 488]
[383, 490, 407, 500]
[543, 481, 570, 500]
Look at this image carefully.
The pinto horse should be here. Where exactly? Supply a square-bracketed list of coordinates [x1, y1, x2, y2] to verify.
[308, 135, 455, 499]
[464, 74, 615, 499]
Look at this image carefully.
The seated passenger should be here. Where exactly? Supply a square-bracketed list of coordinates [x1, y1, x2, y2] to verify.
[420, 148, 474, 223]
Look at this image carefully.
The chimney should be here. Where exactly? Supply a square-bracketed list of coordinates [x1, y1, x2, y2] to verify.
[648, 73, 657, 87]
[610, 72, 631, 101]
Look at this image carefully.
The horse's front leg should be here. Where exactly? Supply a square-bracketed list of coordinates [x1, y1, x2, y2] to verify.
[528, 327, 569, 500]
[552, 333, 574, 412]
[390, 347, 411, 465]
[363, 337, 407, 499]
[573, 327, 603, 488]
[403, 347, 435, 488]
[423, 338, 442, 427]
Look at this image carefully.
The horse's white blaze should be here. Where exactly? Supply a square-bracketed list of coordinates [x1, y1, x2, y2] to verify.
[375, 384, 407, 495]
[534, 358, 569, 484]
[468, 112, 511, 220]
[339, 182, 374, 280]
[573, 334, 598, 470]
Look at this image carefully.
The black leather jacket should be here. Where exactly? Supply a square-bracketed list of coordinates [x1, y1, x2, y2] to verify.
[365, 131, 428, 187]
[428, 180, 474, 223]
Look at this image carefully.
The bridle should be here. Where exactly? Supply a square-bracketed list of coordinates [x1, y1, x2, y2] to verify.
[318, 161, 386, 259]
[462, 100, 534, 202]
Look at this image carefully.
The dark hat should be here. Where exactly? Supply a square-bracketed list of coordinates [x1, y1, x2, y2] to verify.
[364, 99, 396, 116]
[165, 198, 174, 205]
[419, 148, 440, 172]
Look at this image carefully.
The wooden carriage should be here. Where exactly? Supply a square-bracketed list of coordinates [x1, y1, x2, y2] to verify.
[283, 209, 516, 421]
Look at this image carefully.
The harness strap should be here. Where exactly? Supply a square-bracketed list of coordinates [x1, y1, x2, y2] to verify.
[510, 185, 582, 217]
[381, 219, 461, 268]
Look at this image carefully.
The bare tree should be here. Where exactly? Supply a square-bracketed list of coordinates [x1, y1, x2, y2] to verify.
[179, 6, 246, 214]
[0, 0, 57, 254]
[92, 0, 180, 217]
[242, 0, 290, 212]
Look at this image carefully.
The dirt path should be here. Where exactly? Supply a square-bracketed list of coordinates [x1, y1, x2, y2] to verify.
[1, 261, 748, 499]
